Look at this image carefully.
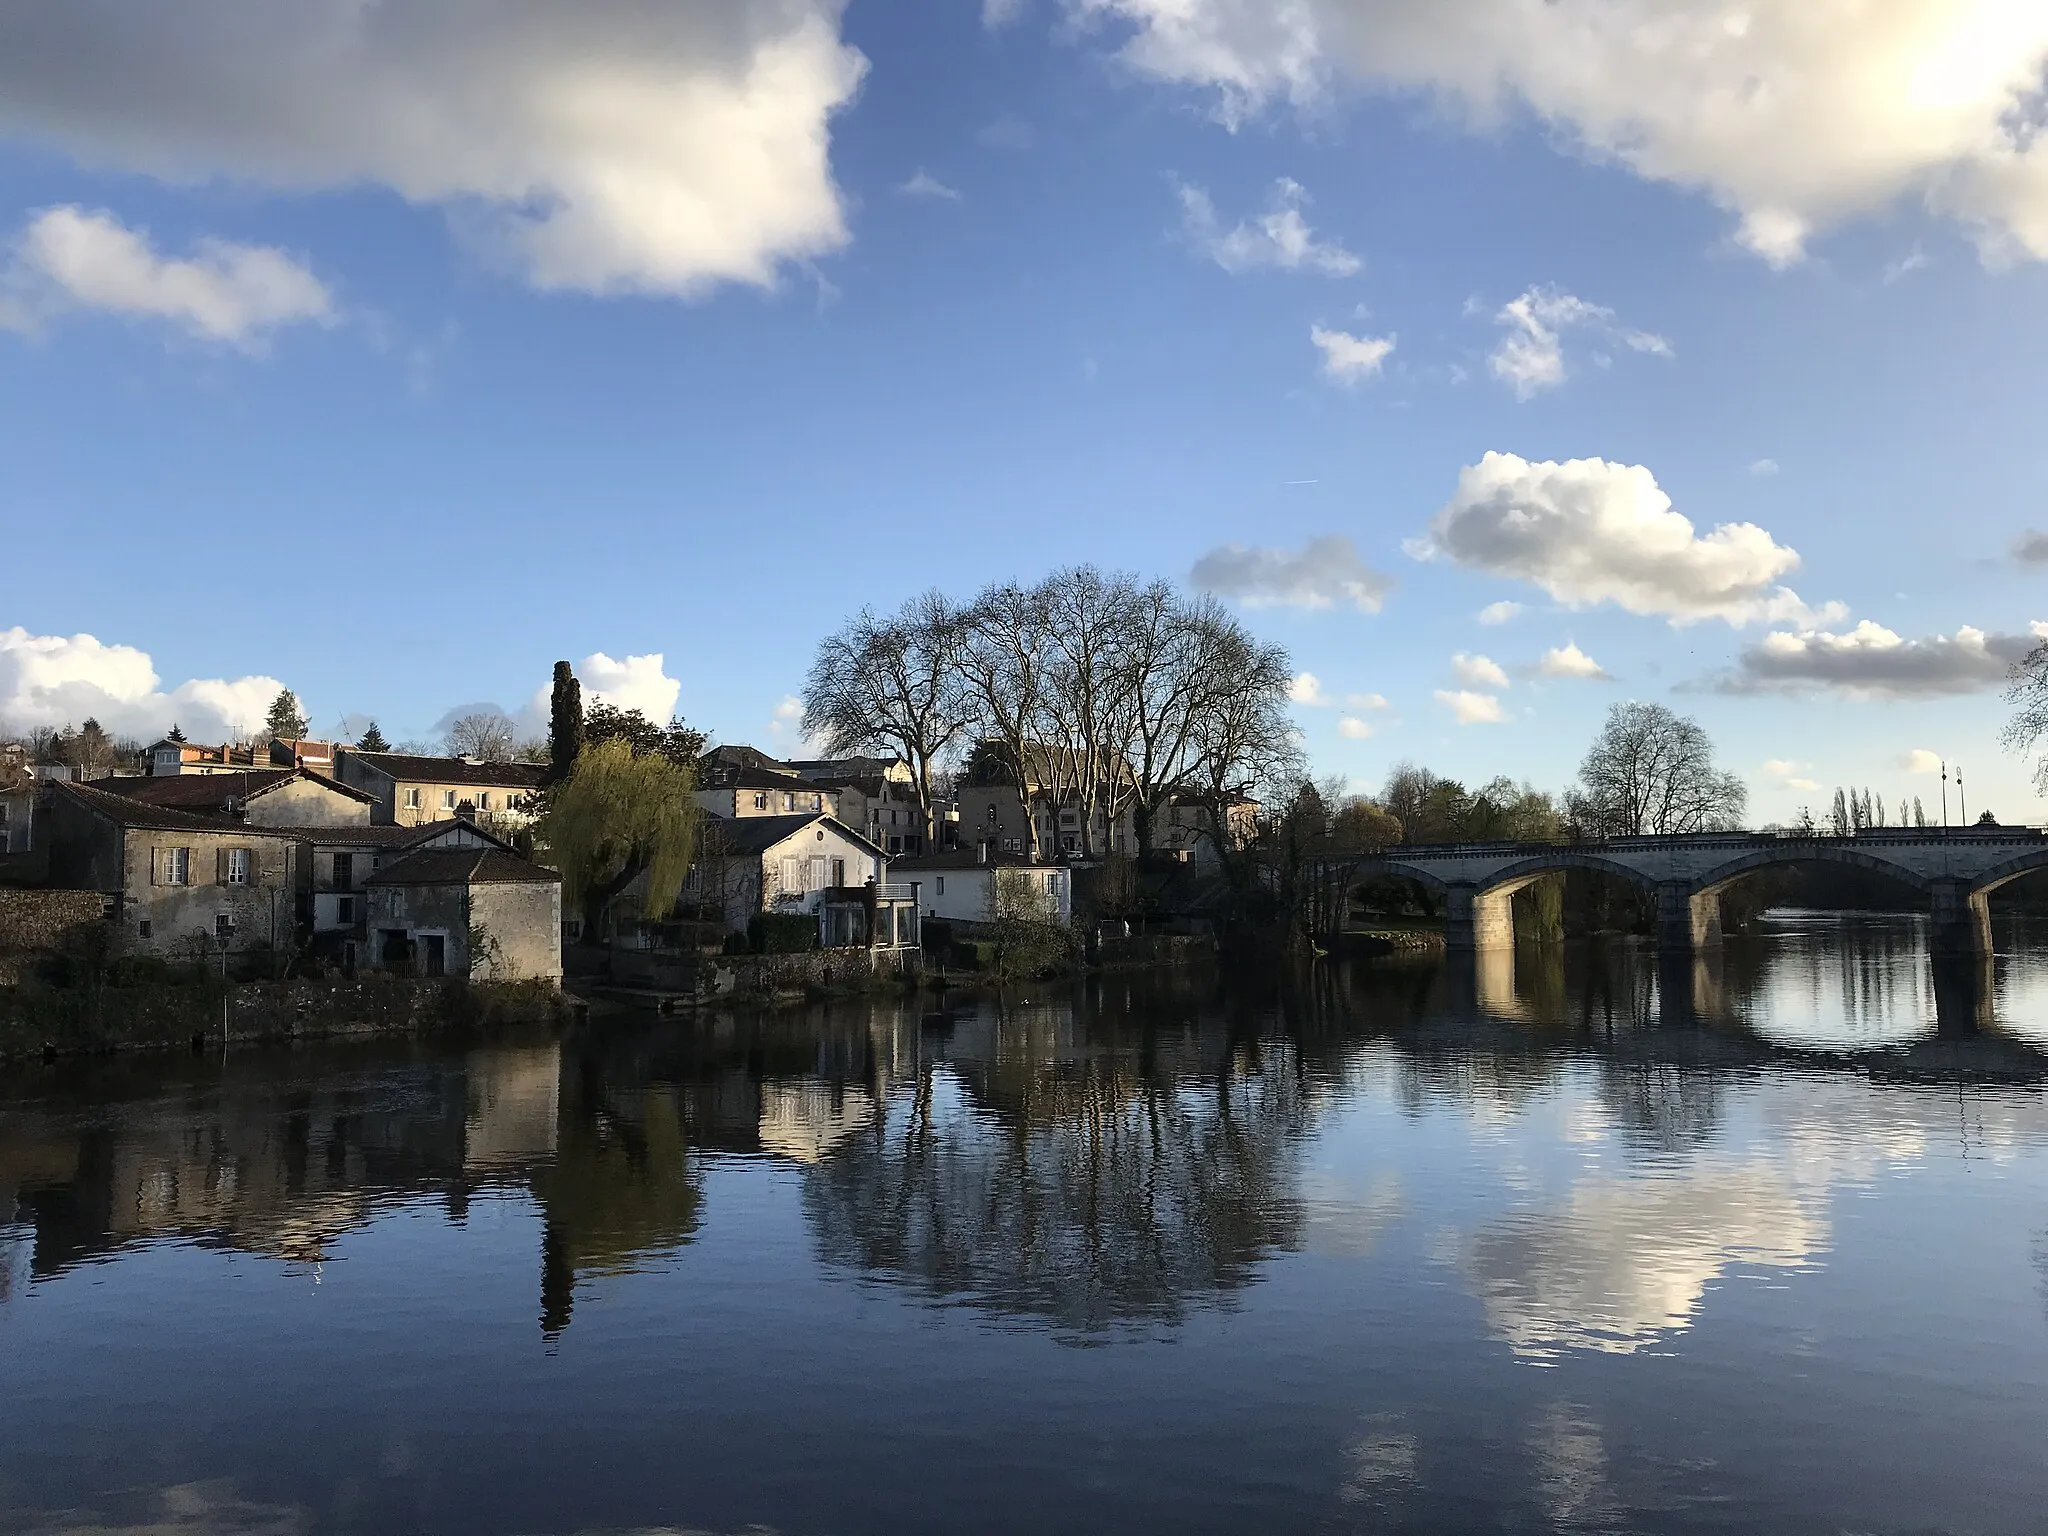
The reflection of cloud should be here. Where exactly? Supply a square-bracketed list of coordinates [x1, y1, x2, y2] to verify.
[1529, 1402, 1618, 1530]
[1338, 1414, 1419, 1507]
[14, 1481, 307, 1534]
[1467, 1163, 1822, 1359]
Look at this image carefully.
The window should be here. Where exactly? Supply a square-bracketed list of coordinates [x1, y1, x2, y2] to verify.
[783, 793, 798, 812]
[404, 788, 422, 810]
[442, 790, 458, 810]
[138, 919, 152, 939]
[0, 803, 9, 823]
[215, 913, 235, 938]
[337, 896, 355, 924]
[158, 846, 190, 886]
[331, 852, 354, 888]
[936, 876, 946, 896]
[812, 794, 823, 812]
[226, 848, 251, 886]
[477, 792, 491, 811]
[755, 793, 768, 811]
[830, 858, 845, 887]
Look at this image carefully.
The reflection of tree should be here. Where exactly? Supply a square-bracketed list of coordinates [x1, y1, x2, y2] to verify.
[803, 1020, 1309, 1333]
[531, 1048, 702, 1337]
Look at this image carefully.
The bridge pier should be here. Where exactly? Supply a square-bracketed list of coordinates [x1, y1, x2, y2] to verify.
[1655, 883, 1722, 953]
[1929, 879, 1993, 961]
[1444, 883, 1517, 951]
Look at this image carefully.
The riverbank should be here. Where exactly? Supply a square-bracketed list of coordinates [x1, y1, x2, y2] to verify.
[0, 975, 566, 1063]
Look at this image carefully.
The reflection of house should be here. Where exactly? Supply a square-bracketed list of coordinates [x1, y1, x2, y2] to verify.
[893, 849, 1072, 926]
[333, 749, 545, 830]
[41, 780, 300, 961]
[364, 840, 563, 980]
[686, 813, 886, 933]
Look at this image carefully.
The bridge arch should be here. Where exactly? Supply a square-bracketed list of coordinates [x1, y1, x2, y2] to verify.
[1687, 843, 1936, 902]
[1476, 850, 1662, 897]
[1965, 845, 2048, 898]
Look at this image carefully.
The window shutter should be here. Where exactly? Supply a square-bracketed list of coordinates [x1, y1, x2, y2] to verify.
[216, 847, 230, 885]
[150, 847, 163, 886]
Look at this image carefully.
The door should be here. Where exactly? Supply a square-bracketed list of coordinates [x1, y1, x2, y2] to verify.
[422, 933, 446, 977]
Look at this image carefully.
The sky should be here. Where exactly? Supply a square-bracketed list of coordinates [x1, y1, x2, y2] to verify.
[2, 0, 2047, 828]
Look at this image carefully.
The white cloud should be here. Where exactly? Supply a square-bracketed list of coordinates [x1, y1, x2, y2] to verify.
[0, 1, 867, 297]
[0, 626, 285, 742]
[1451, 652, 1509, 690]
[2, 206, 332, 346]
[1760, 758, 1818, 792]
[1310, 323, 1395, 383]
[982, 0, 1028, 27]
[1287, 671, 1331, 706]
[1435, 689, 1505, 725]
[764, 693, 831, 755]
[899, 169, 962, 201]
[1177, 177, 1362, 275]
[1412, 452, 1834, 627]
[1476, 600, 1524, 626]
[1070, 0, 2048, 267]
[1536, 643, 1610, 680]
[1904, 749, 1944, 775]
[1192, 534, 1393, 613]
[1337, 716, 1374, 740]
[1487, 286, 1670, 400]
[1345, 691, 1389, 710]
[1749, 458, 1781, 478]
[527, 651, 682, 727]
[1723, 621, 2040, 698]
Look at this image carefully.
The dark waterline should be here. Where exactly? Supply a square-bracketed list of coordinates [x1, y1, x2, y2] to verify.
[5, 920, 2048, 1534]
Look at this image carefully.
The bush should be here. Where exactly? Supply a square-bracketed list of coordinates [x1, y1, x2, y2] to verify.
[746, 913, 818, 955]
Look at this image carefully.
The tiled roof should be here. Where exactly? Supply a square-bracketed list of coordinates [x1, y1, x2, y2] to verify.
[701, 813, 884, 859]
[52, 781, 296, 837]
[340, 751, 546, 789]
[891, 849, 1048, 871]
[94, 767, 375, 813]
[705, 765, 832, 793]
[266, 824, 439, 848]
[366, 848, 561, 886]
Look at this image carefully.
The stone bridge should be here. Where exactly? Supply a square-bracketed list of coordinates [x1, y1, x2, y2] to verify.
[1325, 828, 2048, 957]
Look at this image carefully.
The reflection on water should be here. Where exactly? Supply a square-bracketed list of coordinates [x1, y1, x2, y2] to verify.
[5, 925, 2048, 1533]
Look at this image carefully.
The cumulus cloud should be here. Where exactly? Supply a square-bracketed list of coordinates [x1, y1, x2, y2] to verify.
[1412, 452, 1836, 627]
[1069, 0, 2048, 266]
[1337, 716, 1374, 740]
[1477, 600, 1524, 626]
[525, 651, 682, 727]
[1177, 177, 1362, 275]
[0, 626, 285, 741]
[898, 169, 962, 201]
[1536, 643, 1611, 680]
[1761, 758, 1818, 792]
[1451, 652, 1509, 690]
[1435, 689, 1504, 725]
[1346, 691, 1389, 710]
[1488, 286, 1670, 400]
[2, 205, 332, 346]
[0, 1, 867, 297]
[1192, 534, 1393, 613]
[1310, 323, 1395, 383]
[2013, 530, 2048, 565]
[1722, 621, 2040, 698]
[1287, 671, 1331, 706]
[1904, 749, 1944, 775]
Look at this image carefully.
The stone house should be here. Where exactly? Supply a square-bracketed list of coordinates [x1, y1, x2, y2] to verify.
[892, 848, 1072, 928]
[685, 813, 888, 934]
[100, 766, 376, 829]
[364, 844, 562, 982]
[693, 764, 839, 821]
[40, 781, 301, 964]
[333, 749, 545, 830]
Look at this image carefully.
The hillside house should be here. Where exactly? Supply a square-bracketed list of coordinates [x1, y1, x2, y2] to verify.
[334, 749, 545, 830]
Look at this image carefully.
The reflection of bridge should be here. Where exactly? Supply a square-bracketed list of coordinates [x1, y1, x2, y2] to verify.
[1330, 829, 2048, 957]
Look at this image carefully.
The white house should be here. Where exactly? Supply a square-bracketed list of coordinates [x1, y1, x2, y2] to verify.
[891, 849, 1071, 927]
[686, 813, 888, 934]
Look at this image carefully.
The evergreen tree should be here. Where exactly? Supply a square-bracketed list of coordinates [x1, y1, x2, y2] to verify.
[166, 723, 186, 743]
[356, 721, 390, 752]
[548, 661, 583, 784]
[265, 689, 309, 742]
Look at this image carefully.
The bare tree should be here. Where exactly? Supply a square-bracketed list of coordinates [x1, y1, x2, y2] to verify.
[445, 712, 519, 761]
[1572, 702, 1746, 837]
[803, 591, 972, 845]
[2004, 642, 2048, 792]
[957, 581, 1058, 860]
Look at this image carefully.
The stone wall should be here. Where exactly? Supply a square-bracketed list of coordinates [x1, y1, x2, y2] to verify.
[0, 888, 108, 954]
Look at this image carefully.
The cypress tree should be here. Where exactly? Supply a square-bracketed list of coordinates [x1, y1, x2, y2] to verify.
[548, 661, 583, 783]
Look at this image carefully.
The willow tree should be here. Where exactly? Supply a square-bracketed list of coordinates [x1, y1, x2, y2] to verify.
[540, 739, 701, 939]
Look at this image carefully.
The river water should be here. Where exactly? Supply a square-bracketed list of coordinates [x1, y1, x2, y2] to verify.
[5, 916, 2048, 1534]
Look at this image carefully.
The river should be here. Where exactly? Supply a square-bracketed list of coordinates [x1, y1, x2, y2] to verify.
[5, 915, 2048, 1534]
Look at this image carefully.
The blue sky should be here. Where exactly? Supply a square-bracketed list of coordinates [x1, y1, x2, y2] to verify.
[2, 1, 2047, 826]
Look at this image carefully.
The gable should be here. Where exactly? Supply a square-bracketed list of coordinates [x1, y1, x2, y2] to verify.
[244, 775, 374, 829]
